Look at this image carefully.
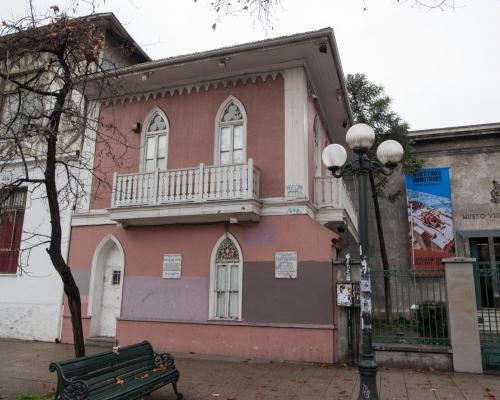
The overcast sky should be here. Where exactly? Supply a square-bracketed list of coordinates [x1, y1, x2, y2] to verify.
[2, 0, 499, 130]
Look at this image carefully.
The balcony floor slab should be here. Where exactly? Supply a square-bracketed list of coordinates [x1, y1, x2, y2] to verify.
[107, 199, 262, 226]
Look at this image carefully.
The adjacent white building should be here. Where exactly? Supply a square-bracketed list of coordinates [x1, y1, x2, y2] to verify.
[0, 13, 149, 341]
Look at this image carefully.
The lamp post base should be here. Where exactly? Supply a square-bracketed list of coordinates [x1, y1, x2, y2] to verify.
[358, 358, 379, 400]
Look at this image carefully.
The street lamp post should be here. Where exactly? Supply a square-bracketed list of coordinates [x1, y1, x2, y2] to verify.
[322, 124, 404, 400]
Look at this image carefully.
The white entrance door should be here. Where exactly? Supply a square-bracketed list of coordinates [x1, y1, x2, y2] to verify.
[97, 247, 122, 337]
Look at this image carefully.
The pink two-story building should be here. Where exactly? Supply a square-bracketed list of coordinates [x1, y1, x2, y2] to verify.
[64, 27, 359, 363]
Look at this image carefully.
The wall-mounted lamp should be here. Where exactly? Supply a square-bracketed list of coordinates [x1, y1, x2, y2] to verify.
[319, 42, 328, 54]
[132, 122, 141, 133]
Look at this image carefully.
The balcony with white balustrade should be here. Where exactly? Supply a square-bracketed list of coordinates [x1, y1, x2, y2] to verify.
[314, 176, 359, 240]
[108, 159, 261, 226]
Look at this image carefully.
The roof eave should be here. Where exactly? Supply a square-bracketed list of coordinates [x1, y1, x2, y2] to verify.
[89, 27, 339, 79]
[409, 122, 500, 141]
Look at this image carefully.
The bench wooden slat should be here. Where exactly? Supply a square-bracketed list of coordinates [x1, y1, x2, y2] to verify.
[80, 355, 154, 385]
[89, 369, 179, 400]
[85, 360, 153, 391]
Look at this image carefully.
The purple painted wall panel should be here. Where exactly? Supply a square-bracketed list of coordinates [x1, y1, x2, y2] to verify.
[242, 261, 333, 325]
[121, 276, 209, 321]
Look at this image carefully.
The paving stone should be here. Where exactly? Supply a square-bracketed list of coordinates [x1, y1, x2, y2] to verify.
[1, 339, 499, 400]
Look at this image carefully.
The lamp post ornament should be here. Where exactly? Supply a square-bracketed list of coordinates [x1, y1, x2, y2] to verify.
[322, 123, 404, 400]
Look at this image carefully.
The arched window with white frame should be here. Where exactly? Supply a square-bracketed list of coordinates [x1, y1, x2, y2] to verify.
[215, 97, 247, 165]
[142, 108, 169, 172]
[209, 234, 243, 320]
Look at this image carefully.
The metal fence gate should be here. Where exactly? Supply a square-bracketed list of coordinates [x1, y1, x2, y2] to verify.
[370, 267, 450, 348]
[473, 260, 500, 370]
[471, 237, 500, 370]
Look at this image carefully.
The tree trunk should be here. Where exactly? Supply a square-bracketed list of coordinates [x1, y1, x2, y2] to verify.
[44, 83, 86, 357]
[369, 171, 392, 319]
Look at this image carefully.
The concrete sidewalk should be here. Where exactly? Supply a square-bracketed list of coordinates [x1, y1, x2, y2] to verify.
[0, 339, 499, 400]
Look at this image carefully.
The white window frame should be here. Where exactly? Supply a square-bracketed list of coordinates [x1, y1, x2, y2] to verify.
[208, 233, 243, 320]
[214, 96, 247, 165]
[140, 107, 169, 172]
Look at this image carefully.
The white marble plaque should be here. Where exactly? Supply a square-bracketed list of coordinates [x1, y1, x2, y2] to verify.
[162, 254, 182, 279]
[275, 252, 297, 279]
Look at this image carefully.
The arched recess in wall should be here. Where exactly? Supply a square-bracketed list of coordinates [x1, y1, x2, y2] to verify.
[214, 96, 247, 165]
[88, 234, 125, 338]
[208, 232, 244, 320]
[140, 106, 170, 172]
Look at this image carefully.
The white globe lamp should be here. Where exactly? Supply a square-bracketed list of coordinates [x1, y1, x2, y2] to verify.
[376, 139, 404, 167]
[322, 144, 347, 169]
[345, 123, 375, 152]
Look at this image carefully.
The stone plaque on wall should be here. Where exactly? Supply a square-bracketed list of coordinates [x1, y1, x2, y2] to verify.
[275, 251, 297, 278]
[162, 254, 182, 279]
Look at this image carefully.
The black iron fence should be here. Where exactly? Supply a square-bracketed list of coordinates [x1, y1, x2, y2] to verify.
[370, 267, 450, 347]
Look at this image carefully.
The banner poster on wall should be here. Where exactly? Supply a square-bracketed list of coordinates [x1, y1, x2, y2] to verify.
[404, 168, 455, 272]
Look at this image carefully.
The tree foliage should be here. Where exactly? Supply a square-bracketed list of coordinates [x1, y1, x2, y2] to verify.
[346, 73, 423, 315]
[346, 73, 422, 198]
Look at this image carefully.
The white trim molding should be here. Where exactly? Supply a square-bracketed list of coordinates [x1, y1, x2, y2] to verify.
[72, 209, 115, 226]
[284, 67, 309, 200]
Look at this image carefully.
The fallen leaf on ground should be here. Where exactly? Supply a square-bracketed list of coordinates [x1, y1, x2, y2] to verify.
[116, 377, 124, 385]
[484, 387, 496, 399]
[211, 393, 220, 398]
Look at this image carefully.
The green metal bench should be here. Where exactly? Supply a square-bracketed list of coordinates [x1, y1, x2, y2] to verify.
[49, 341, 183, 400]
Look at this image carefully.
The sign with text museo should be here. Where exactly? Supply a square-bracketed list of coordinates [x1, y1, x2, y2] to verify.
[405, 168, 455, 272]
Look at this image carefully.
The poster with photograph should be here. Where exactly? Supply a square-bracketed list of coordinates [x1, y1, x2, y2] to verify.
[405, 168, 455, 272]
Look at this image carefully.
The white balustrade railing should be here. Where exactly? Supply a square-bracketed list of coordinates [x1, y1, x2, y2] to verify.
[112, 159, 260, 207]
[314, 176, 358, 228]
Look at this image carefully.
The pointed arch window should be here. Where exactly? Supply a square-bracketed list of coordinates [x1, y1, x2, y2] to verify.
[143, 109, 168, 172]
[216, 99, 246, 165]
[211, 235, 242, 319]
